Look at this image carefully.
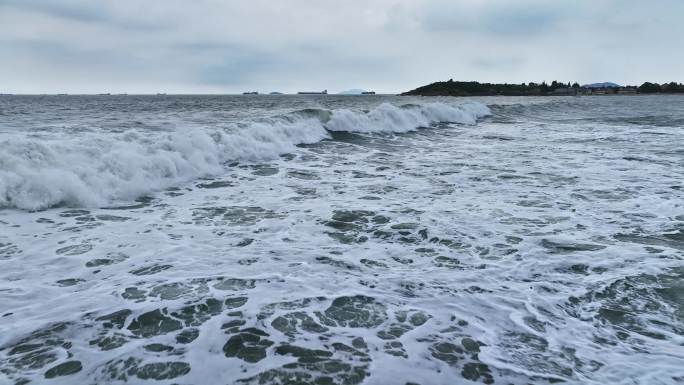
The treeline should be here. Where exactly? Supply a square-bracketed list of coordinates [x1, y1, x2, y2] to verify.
[637, 82, 684, 93]
[401, 80, 580, 96]
[402, 79, 684, 96]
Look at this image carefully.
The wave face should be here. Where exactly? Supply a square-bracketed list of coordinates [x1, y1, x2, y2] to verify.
[0, 101, 490, 210]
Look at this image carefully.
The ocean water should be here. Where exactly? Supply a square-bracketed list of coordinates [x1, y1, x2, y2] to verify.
[0, 94, 682, 385]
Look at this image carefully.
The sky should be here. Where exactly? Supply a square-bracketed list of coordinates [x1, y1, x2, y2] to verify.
[1, 0, 682, 94]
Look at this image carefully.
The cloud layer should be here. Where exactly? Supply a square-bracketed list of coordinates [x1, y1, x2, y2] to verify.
[1, 0, 682, 93]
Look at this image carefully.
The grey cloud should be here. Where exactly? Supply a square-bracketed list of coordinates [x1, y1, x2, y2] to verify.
[1, 0, 683, 93]
[470, 56, 526, 71]
[3, 39, 128, 68]
[193, 50, 282, 86]
[3, 0, 172, 30]
[4, 0, 108, 23]
[480, 7, 564, 36]
[419, 0, 575, 36]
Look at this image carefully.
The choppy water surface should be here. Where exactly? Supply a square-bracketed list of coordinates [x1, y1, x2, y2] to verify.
[0, 95, 682, 385]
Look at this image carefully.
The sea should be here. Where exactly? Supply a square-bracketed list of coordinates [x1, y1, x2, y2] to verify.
[0, 94, 682, 385]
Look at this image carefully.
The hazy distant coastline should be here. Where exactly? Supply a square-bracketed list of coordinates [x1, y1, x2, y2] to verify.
[402, 80, 684, 96]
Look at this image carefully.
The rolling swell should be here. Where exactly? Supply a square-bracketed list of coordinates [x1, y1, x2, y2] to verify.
[0, 101, 490, 210]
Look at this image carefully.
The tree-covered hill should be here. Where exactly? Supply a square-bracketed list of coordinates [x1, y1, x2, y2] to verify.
[401, 80, 579, 96]
[402, 80, 684, 96]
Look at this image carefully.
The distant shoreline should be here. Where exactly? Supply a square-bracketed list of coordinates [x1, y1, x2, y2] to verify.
[401, 80, 684, 96]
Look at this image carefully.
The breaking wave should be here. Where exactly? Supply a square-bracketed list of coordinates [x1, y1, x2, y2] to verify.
[0, 102, 490, 210]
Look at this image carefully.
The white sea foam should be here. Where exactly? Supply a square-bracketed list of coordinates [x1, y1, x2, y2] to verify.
[1, 95, 683, 385]
[0, 102, 489, 210]
[326, 101, 490, 133]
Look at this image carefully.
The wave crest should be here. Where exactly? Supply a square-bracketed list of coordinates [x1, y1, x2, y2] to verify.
[326, 102, 489, 133]
[0, 101, 490, 210]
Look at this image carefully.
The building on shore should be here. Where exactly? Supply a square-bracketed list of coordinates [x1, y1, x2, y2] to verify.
[585, 86, 637, 95]
[551, 87, 579, 96]
[617, 87, 638, 95]
[589, 88, 616, 95]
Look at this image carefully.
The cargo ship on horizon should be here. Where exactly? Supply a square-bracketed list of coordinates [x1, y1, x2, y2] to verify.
[297, 90, 327, 95]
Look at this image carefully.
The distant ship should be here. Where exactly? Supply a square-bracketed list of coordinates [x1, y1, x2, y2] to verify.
[243, 91, 259, 95]
[269, 92, 283, 95]
[156, 93, 166, 96]
[361, 91, 376, 95]
[298, 90, 327, 95]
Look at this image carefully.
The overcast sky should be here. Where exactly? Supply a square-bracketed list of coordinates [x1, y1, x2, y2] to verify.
[1, 0, 682, 94]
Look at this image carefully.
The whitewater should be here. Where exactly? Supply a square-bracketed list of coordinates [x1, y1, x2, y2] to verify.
[0, 100, 488, 210]
[0, 94, 682, 385]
